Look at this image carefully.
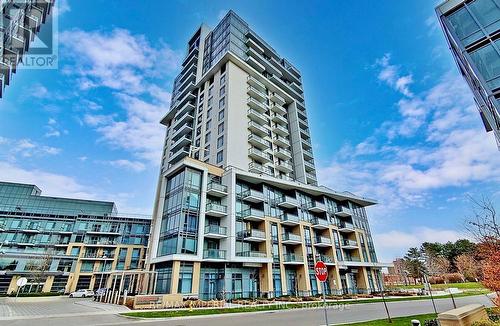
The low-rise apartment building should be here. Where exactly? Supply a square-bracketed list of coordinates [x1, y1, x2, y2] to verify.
[0, 181, 150, 294]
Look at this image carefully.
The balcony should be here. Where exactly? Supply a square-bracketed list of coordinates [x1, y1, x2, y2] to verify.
[171, 122, 193, 141]
[173, 111, 194, 131]
[302, 137, 312, 149]
[271, 113, 288, 126]
[270, 104, 286, 115]
[342, 239, 359, 250]
[248, 121, 270, 137]
[338, 222, 355, 233]
[281, 233, 302, 245]
[246, 53, 266, 73]
[272, 124, 289, 136]
[203, 249, 227, 261]
[279, 213, 300, 226]
[306, 172, 317, 184]
[308, 201, 327, 213]
[283, 253, 304, 265]
[314, 236, 333, 247]
[270, 92, 285, 105]
[248, 162, 265, 174]
[242, 189, 265, 203]
[22, 228, 40, 233]
[247, 97, 267, 113]
[236, 251, 267, 258]
[205, 203, 227, 217]
[238, 229, 266, 242]
[274, 147, 292, 160]
[303, 147, 314, 160]
[247, 75, 266, 92]
[81, 253, 114, 260]
[318, 254, 336, 266]
[248, 134, 271, 150]
[248, 147, 272, 163]
[171, 134, 192, 152]
[237, 208, 265, 222]
[275, 160, 293, 173]
[247, 86, 267, 102]
[204, 225, 228, 239]
[300, 126, 310, 137]
[177, 101, 196, 118]
[273, 135, 290, 148]
[86, 228, 120, 236]
[84, 240, 117, 247]
[311, 217, 330, 229]
[247, 108, 268, 125]
[207, 182, 227, 197]
[168, 145, 190, 164]
[304, 159, 315, 172]
[335, 206, 353, 217]
[276, 195, 299, 208]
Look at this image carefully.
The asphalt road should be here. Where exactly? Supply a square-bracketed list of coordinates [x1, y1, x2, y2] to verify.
[0, 294, 494, 326]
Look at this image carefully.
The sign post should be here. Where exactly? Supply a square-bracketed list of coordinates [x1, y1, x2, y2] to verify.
[315, 261, 329, 326]
[16, 277, 28, 300]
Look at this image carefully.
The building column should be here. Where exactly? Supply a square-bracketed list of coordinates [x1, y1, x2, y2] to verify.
[170, 260, 181, 294]
[191, 262, 201, 295]
[260, 262, 273, 297]
[42, 275, 54, 292]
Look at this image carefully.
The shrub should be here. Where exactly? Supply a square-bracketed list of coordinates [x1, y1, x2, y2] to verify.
[424, 319, 439, 326]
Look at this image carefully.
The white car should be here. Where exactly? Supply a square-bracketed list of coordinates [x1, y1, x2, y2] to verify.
[69, 289, 94, 298]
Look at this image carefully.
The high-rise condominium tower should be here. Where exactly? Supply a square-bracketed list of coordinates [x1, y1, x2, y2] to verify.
[147, 11, 386, 299]
[437, 0, 500, 149]
[1, 0, 54, 98]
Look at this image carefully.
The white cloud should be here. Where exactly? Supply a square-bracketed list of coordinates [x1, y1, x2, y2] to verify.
[106, 159, 146, 172]
[0, 138, 62, 158]
[0, 161, 95, 200]
[54, 0, 70, 16]
[317, 67, 500, 220]
[374, 227, 466, 262]
[60, 28, 181, 94]
[375, 53, 414, 97]
[60, 28, 176, 164]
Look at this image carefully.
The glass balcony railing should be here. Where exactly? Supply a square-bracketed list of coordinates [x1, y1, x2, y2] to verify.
[319, 254, 335, 264]
[315, 236, 332, 245]
[283, 253, 303, 263]
[342, 239, 358, 247]
[207, 182, 227, 194]
[238, 229, 266, 239]
[236, 251, 267, 258]
[237, 208, 265, 220]
[204, 225, 227, 236]
[282, 232, 301, 242]
[203, 249, 226, 260]
[205, 203, 227, 214]
[279, 212, 300, 224]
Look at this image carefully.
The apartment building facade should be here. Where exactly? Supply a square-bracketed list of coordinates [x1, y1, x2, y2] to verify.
[437, 0, 500, 149]
[0, 182, 150, 294]
[148, 11, 386, 300]
[1, 0, 54, 98]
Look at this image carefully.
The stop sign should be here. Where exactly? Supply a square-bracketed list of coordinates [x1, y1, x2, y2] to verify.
[315, 261, 328, 282]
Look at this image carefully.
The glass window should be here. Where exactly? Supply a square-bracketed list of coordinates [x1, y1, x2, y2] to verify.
[216, 151, 223, 163]
[218, 123, 224, 134]
[447, 7, 481, 44]
[470, 41, 500, 89]
[205, 132, 211, 143]
[218, 110, 224, 121]
[217, 136, 224, 149]
[469, 0, 500, 29]
[219, 97, 225, 109]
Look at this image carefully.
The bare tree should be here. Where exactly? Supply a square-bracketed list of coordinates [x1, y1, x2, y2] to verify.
[26, 250, 54, 292]
[465, 195, 500, 245]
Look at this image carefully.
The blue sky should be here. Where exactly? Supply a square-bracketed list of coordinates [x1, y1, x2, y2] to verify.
[1, 0, 499, 262]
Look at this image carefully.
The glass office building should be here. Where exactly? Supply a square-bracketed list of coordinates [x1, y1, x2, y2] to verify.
[437, 0, 500, 148]
[0, 181, 150, 294]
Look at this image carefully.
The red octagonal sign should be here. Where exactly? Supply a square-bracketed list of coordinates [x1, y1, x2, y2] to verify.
[315, 261, 328, 282]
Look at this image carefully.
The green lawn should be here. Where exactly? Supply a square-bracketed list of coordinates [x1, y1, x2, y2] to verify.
[391, 282, 485, 290]
[122, 292, 489, 319]
[336, 314, 437, 326]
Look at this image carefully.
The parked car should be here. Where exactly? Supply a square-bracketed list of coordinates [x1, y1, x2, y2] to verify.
[69, 289, 94, 298]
